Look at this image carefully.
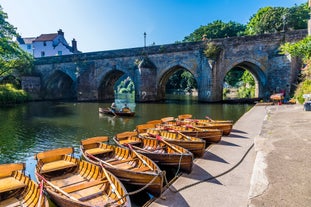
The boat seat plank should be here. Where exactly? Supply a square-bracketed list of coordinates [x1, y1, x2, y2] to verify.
[0, 197, 22, 207]
[36, 147, 73, 160]
[108, 158, 135, 165]
[0, 177, 26, 193]
[85, 148, 113, 155]
[131, 166, 151, 172]
[113, 162, 134, 170]
[119, 139, 141, 145]
[62, 179, 108, 193]
[0, 163, 24, 178]
[78, 190, 105, 202]
[40, 160, 77, 173]
[81, 136, 109, 145]
[116, 131, 137, 140]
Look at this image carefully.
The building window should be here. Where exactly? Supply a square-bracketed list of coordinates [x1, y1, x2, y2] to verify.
[43, 41, 46, 46]
[41, 51, 45, 57]
[27, 44, 31, 50]
[57, 51, 62, 55]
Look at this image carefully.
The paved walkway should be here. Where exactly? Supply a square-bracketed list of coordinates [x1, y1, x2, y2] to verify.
[146, 104, 311, 207]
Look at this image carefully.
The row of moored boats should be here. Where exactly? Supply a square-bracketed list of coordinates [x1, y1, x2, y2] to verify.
[0, 114, 233, 207]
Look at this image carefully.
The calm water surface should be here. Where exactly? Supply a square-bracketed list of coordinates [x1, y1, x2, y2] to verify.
[0, 100, 253, 205]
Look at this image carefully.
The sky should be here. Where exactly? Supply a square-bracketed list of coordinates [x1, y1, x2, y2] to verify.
[0, 0, 307, 53]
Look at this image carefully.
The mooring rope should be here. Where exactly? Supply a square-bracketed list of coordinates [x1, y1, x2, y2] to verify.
[166, 142, 254, 193]
[104, 171, 164, 207]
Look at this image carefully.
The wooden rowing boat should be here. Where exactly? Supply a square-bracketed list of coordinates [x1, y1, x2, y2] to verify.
[0, 163, 50, 207]
[113, 131, 193, 174]
[146, 120, 223, 144]
[161, 117, 233, 136]
[80, 136, 164, 197]
[189, 122, 232, 136]
[35, 147, 130, 207]
[157, 124, 223, 144]
[99, 107, 135, 117]
[178, 114, 234, 124]
[137, 126, 206, 158]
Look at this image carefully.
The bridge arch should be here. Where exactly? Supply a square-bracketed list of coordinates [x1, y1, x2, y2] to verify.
[97, 69, 134, 101]
[44, 70, 76, 100]
[223, 58, 267, 99]
[157, 64, 198, 100]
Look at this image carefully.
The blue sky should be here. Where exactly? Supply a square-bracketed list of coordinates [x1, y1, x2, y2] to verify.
[0, 0, 307, 52]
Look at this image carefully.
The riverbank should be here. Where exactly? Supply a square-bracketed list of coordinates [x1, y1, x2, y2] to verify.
[146, 104, 311, 207]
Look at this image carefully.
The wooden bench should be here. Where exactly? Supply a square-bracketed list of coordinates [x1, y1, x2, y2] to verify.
[136, 124, 156, 133]
[36, 147, 77, 173]
[62, 179, 108, 193]
[108, 158, 136, 165]
[0, 197, 22, 207]
[131, 166, 151, 172]
[85, 148, 113, 155]
[116, 131, 138, 140]
[0, 177, 26, 193]
[40, 160, 77, 173]
[119, 139, 141, 146]
[161, 117, 175, 123]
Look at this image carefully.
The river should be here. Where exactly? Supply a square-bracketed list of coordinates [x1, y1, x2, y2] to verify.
[0, 99, 253, 206]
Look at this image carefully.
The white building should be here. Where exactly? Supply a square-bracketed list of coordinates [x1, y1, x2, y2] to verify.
[17, 29, 80, 58]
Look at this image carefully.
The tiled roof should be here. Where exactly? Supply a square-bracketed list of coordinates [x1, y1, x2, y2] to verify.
[33, 33, 58, 42]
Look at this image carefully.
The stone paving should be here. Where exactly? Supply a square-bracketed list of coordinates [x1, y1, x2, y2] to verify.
[146, 104, 311, 207]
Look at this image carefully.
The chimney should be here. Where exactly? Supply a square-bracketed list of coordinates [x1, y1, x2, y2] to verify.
[58, 29, 64, 36]
[72, 38, 77, 52]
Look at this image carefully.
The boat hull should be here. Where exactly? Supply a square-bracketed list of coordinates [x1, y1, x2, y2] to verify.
[113, 134, 193, 174]
[80, 139, 164, 197]
[35, 147, 131, 207]
[0, 163, 49, 207]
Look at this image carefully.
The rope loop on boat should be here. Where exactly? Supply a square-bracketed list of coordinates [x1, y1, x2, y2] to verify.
[167, 142, 254, 193]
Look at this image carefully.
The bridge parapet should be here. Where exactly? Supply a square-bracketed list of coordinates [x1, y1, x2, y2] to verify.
[31, 29, 307, 102]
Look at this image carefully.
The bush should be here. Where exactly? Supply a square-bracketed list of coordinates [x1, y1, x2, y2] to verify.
[294, 79, 311, 104]
[0, 84, 29, 104]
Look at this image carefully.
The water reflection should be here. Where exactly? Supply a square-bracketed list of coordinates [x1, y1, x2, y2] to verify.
[0, 100, 253, 205]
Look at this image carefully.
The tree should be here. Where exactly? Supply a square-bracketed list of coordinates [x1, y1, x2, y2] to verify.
[166, 70, 197, 92]
[183, 20, 246, 42]
[245, 3, 309, 35]
[280, 36, 311, 103]
[0, 5, 33, 86]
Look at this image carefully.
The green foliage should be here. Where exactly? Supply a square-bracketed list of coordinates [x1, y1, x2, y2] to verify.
[0, 5, 34, 82]
[280, 36, 311, 103]
[224, 68, 245, 87]
[183, 20, 246, 42]
[280, 36, 311, 60]
[0, 84, 29, 104]
[295, 79, 311, 104]
[245, 3, 308, 35]
[204, 42, 222, 60]
[116, 76, 135, 94]
[166, 70, 197, 91]
[237, 71, 255, 98]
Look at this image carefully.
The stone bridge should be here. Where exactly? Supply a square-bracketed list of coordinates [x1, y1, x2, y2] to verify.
[26, 29, 307, 102]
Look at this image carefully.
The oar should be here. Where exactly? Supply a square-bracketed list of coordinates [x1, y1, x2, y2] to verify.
[109, 108, 118, 117]
[205, 115, 215, 122]
[85, 152, 114, 168]
[186, 124, 205, 132]
[163, 126, 191, 140]
[36, 172, 79, 202]
[127, 144, 154, 171]
[37, 179, 44, 207]
[156, 135, 183, 154]
[99, 163, 123, 202]
[131, 145, 151, 153]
